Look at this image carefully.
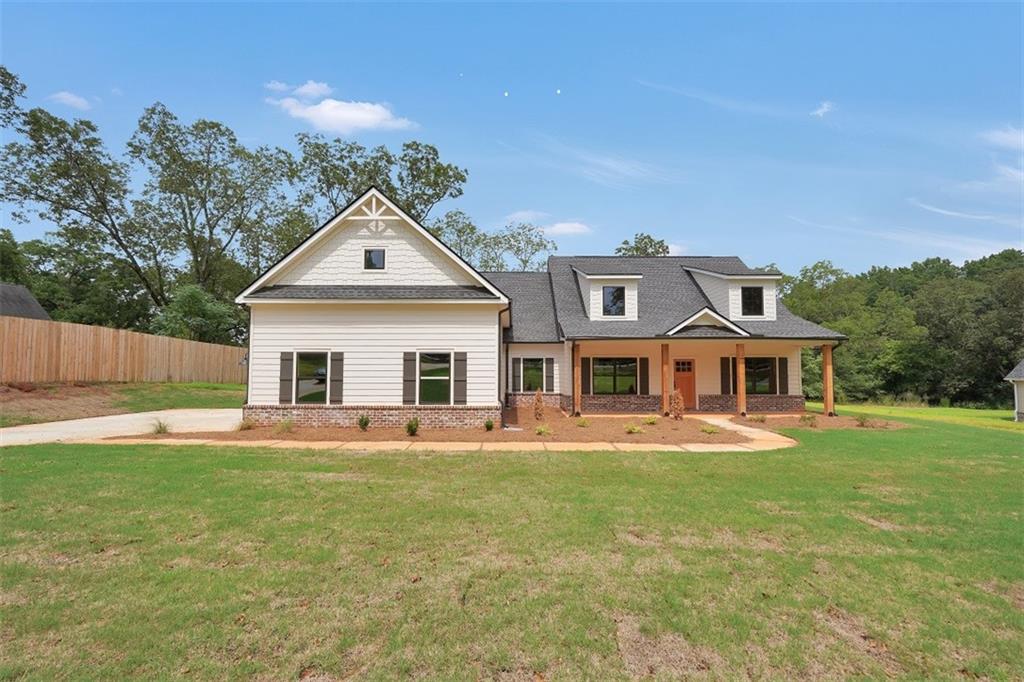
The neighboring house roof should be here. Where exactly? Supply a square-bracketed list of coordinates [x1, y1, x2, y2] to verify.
[481, 271, 560, 342]
[1005, 359, 1024, 381]
[247, 284, 499, 301]
[0, 283, 50, 321]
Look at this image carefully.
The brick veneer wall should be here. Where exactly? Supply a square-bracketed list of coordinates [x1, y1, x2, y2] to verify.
[580, 394, 662, 413]
[695, 394, 805, 413]
[696, 394, 736, 413]
[505, 392, 565, 409]
[243, 404, 501, 429]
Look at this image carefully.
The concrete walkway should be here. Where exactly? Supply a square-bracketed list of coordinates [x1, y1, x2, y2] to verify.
[0, 409, 242, 447]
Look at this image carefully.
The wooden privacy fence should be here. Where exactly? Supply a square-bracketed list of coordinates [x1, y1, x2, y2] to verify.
[0, 316, 247, 384]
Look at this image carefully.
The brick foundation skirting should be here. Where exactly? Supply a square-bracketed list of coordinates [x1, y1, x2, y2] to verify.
[243, 404, 501, 429]
[580, 394, 662, 413]
[696, 394, 736, 412]
[695, 394, 805, 413]
[505, 392, 565, 409]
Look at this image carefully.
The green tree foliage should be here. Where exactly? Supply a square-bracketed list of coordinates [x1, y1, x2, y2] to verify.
[499, 222, 557, 271]
[0, 65, 26, 129]
[615, 232, 670, 256]
[0, 227, 31, 284]
[152, 284, 241, 344]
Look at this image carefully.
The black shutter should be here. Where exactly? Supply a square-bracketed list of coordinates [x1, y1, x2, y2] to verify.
[768, 358, 778, 395]
[720, 357, 731, 395]
[279, 352, 293, 404]
[778, 357, 789, 395]
[512, 358, 522, 392]
[329, 352, 344, 404]
[731, 358, 738, 395]
[544, 358, 555, 393]
[638, 357, 649, 394]
[403, 352, 417, 405]
[454, 352, 467, 405]
[581, 357, 591, 394]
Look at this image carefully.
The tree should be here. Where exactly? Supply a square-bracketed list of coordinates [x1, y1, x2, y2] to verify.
[0, 66, 26, 129]
[0, 228, 31, 284]
[152, 284, 241, 344]
[499, 222, 557, 271]
[615, 232, 669, 256]
[427, 210, 495, 268]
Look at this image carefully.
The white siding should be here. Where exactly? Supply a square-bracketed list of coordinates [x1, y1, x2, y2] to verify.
[587, 279, 639, 321]
[249, 303, 501, 405]
[1014, 381, 1023, 421]
[690, 272, 730, 314]
[727, 279, 778, 321]
[275, 214, 476, 287]
[506, 343, 565, 393]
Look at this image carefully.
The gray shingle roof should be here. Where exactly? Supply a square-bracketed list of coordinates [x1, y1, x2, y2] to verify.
[562, 255, 779, 277]
[481, 271, 559, 342]
[1006, 360, 1024, 381]
[248, 285, 498, 300]
[0, 283, 50, 321]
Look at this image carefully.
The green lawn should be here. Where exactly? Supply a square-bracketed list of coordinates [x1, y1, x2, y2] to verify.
[112, 382, 246, 412]
[809, 401, 1022, 432]
[1, 418, 1021, 679]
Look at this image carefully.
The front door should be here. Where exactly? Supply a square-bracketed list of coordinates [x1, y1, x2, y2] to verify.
[674, 359, 696, 409]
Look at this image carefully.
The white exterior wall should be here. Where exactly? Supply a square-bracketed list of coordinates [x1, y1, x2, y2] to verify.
[248, 303, 501, 406]
[1014, 381, 1023, 421]
[690, 272, 730, 313]
[727, 279, 778, 321]
[506, 343, 566, 393]
[586, 278, 640, 321]
[276, 215, 476, 287]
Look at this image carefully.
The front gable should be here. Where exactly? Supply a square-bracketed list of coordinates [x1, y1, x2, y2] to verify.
[237, 188, 506, 303]
[665, 307, 749, 336]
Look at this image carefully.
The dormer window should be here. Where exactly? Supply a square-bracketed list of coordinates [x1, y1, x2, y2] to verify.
[602, 286, 625, 316]
[741, 286, 764, 316]
[363, 248, 386, 270]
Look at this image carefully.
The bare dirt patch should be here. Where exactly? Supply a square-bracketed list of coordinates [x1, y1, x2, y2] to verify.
[978, 580, 1024, 611]
[734, 414, 907, 432]
[847, 512, 916, 532]
[817, 606, 902, 676]
[0, 382, 121, 424]
[615, 614, 724, 678]
[125, 407, 747, 445]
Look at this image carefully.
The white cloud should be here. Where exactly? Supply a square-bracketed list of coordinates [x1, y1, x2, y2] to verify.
[544, 221, 592, 236]
[810, 101, 835, 118]
[505, 209, 549, 223]
[533, 136, 684, 188]
[110, 87, 123, 97]
[636, 79, 782, 117]
[980, 125, 1024, 152]
[955, 163, 1024, 196]
[908, 198, 1020, 228]
[267, 96, 415, 135]
[264, 80, 291, 92]
[292, 80, 333, 100]
[47, 91, 91, 111]
[667, 243, 686, 256]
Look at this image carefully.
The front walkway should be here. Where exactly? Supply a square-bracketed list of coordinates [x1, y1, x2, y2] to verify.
[0, 409, 242, 447]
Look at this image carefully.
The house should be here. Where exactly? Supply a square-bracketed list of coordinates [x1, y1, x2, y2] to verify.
[0, 283, 51, 321]
[1005, 360, 1024, 422]
[236, 187, 844, 427]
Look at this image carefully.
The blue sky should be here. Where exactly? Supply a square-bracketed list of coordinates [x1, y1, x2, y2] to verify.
[3, 2, 1021, 274]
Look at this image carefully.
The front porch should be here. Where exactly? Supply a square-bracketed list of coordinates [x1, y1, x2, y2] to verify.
[567, 338, 836, 416]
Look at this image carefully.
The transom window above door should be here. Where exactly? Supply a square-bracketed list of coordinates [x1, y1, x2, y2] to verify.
[674, 360, 693, 372]
[363, 248, 386, 270]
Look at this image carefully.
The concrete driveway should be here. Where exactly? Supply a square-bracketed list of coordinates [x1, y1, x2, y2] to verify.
[0, 409, 242, 447]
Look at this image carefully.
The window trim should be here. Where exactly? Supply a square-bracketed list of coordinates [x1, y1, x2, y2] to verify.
[590, 356, 640, 395]
[292, 350, 331, 405]
[363, 247, 388, 271]
[740, 286, 765, 317]
[744, 356, 775, 395]
[416, 350, 454, 405]
[602, 285, 627, 317]
[516, 357, 549, 392]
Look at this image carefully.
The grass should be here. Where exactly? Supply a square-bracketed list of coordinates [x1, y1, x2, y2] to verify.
[113, 382, 246, 412]
[808, 401, 1022, 432]
[0, 419, 1021, 678]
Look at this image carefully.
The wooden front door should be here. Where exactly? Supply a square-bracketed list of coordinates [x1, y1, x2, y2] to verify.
[673, 359, 696, 409]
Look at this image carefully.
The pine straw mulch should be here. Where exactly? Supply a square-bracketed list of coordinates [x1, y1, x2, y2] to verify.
[733, 413, 907, 432]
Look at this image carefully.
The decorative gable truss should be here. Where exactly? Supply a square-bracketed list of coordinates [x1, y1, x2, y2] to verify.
[664, 307, 750, 336]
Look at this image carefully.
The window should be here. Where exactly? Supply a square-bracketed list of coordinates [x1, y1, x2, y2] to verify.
[741, 286, 764, 316]
[602, 286, 626, 316]
[745, 358, 774, 395]
[295, 352, 328, 404]
[674, 360, 693, 373]
[363, 248, 386, 270]
[522, 358, 544, 392]
[592, 358, 638, 395]
[418, 352, 451, 404]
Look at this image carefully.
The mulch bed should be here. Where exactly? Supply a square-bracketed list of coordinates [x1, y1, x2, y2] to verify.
[0, 382, 121, 423]
[733, 414, 906, 432]
[134, 406, 747, 444]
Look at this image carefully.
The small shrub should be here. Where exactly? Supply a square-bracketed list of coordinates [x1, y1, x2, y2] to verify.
[274, 419, 294, 434]
[748, 414, 767, 423]
[533, 388, 545, 421]
[535, 424, 552, 436]
[357, 414, 370, 431]
[699, 424, 719, 435]
[643, 415, 658, 426]
[405, 417, 420, 436]
[576, 417, 590, 428]
[625, 424, 644, 434]
[236, 418, 256, 431]
[854, 414, 872, 428]
[152, 419, 170, 435]
[798, 414, 817, 428]
[669, 390, 685, 420]
[484, 419, 494, 431]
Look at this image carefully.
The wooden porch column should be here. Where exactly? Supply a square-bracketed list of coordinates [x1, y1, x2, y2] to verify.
[660, 343, 670, 415]
[822, 344, 835, 416]
[572, 342, 582, 416]
[735, 343, 747, 416]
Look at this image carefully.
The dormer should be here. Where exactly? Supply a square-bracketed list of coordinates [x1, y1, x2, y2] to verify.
[685, 267, 780, 322]
[573, 268, 642, 321]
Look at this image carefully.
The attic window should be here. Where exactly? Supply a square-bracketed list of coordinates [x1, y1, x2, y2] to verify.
[741, 287, 764, 316]
[363, 248, 386, 270]
[602, 286, 626, 316]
